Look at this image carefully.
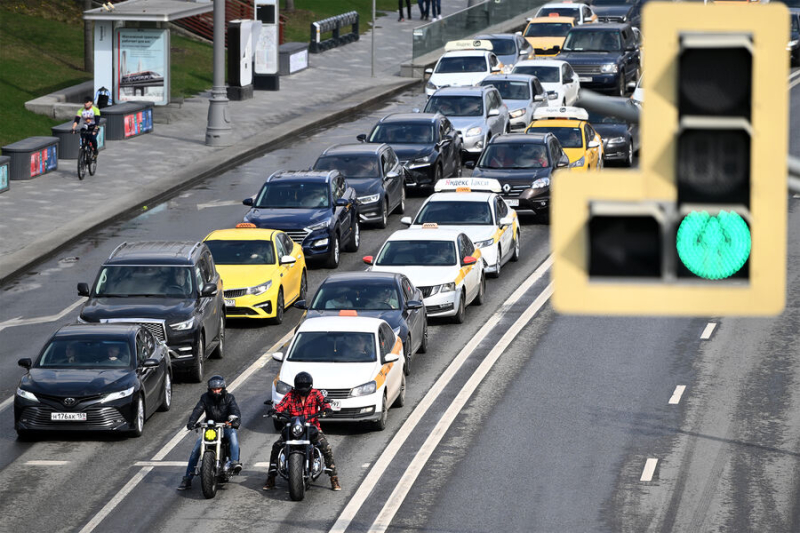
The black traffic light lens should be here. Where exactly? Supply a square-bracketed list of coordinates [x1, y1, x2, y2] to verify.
[677, 129, 750, 207]
[589, 215, 662, 277]
[679, 47, 751, 119]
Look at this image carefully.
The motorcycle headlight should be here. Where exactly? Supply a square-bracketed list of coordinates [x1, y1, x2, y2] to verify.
[170, 318, 194, 331]
[607, 137, 626, 144]
[569, 156, 586, 168]
[204, 428, 218, 441]
[358, 194, 380, 204]
[600, 64, 619, 74]
[474, 238, 495, 248]
[16, 388, 39, 403]
[532, 177, 550, 189]
[291, 422, 304, 438]
[509, 108, 526, 118]
[466, 127, 482, 137]
[351, 381, 377, 397]
[275, 380, 292, 395]
[100, 386, 135, 404]
[430, 282, 457, 296]
[305, 220, 330, 232]
[426, 80, 437, 90]
[247, 280, 272, 296]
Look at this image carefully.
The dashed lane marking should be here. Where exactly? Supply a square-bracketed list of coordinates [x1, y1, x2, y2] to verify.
[669, 385, 686, 405]
[700, 322, 717, 340]
[25, 460, 70, 466]
[640, 458, 659, 482]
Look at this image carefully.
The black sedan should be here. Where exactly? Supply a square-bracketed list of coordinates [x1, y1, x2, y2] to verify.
[587, 106, 639, 167]
[295, 271, 427, 375]
[357, 112, 462, 191]
[14, 324, 172, 439]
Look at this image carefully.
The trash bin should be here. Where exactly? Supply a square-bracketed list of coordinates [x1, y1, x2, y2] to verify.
[0, 156, 9, 194]
[102, 102, 154, 141]
[279, 42, 310, 76]
[1, 137, 59, 181]
[51, 118, 107, 159]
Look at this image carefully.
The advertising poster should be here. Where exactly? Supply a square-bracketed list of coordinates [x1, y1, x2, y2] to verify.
[97, 124, 106, 150]
[0, 164, 8, 192]
[30, 146, 57, 178]
[254, 20, 278, 74]
[115, 29, 170, 105]
[124, 109, 154, 138]
[238, 20, 254, 86]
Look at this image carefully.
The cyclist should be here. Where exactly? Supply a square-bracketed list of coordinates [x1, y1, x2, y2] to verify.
[72, 96, 101, 161]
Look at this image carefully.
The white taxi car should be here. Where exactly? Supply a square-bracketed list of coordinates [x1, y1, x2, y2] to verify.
[400, 178, 520, 279]
[271, 313, 405, 431]
[425, 40, 503, 97]
[364, 227, 485, 323]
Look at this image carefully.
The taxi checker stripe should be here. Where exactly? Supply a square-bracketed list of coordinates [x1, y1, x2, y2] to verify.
[374, 338, 402, 388]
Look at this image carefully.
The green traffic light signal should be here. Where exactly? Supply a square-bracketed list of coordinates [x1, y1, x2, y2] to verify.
[676, 210, 751, 280]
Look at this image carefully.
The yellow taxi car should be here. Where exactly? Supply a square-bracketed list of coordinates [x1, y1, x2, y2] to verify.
[522, 16, 575, 57]
[203, 223, 307, 324]
[525, 106, 603, 171]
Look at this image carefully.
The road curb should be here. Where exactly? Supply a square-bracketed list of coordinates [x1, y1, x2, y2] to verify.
[0, 77, 421, 285]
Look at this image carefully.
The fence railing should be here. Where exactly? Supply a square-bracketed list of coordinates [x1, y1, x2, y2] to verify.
[173, 0, 254, 47]
[309, 11, 359, 53]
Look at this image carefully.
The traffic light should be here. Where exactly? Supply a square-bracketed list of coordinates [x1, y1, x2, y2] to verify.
[552, 2, 788, 316]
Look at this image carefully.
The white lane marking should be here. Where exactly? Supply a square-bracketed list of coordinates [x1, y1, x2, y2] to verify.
[794, 194, 800, 199]
[790, 76, 800, 90]
[0, 396, 13, 413]
[791, 69, 800, 81]
[668, 385, 686, 405]
[25, 460, 70, 466]
[700, 322, 717, 340]
[133, 461, 186, 467]
[253, 462, 271, 468]
[329, 255, 553, 533]
[366, 283, 554, 533]
[78, 328, 296, 533]
[362, 463, 371, 468]
[640, 458, 659, 482]
[0, 298, 85, 332]
[196, 200, 243, 210]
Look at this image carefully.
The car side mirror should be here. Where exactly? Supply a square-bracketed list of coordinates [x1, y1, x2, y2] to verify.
[499, 216, 513, 227]
[548, 92, 559, 100]
[386, 170, 400, 179]
[462, 256, 477, 266]
[201, 283, 217, 297]
[335, 198, 349, 206]
[488, 108, 500, 117]
[357, 133, 367, 142]
[384, 352, 400, 363]
[363, 255, 374, 265]
[280, 255, 297, 265]
[465, 161, 475, 169]
[272, 352, 284, 362]
[557, 155, 570, 168]
[407, 300, 423, 310]
[425, 68, 433, 74]
[626, 80, 637, 90]
[18, 358, 32, 370]
[243, 198, 254, 206]
[142, 358, 159, 368]
[400, 216, 412, 226]
[491, 66, 501, 73]
[588, 140, 600, 148]
[77, 282, 90, 297]
[293, 299, 307, 310]
[534, 94, 544, 102]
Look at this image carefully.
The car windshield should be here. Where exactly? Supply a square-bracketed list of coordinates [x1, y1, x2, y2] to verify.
[480, 80, 530, 100]
[485, 39, 516, 55]
[538, 7, 580, 18]
[255, 181, 329, 208]
[435, 56, 488, 73]
[376, 240, 457, 266]
[587, 111, 625, 124]
[424, 96, 483, 117]
[591, 0, 633, 5]
[287, 332, 377, 363]
[512, 65, 559, 83]
[369, 123, 435, 144]
[524, 23, 572, 37]
[94, 266, 194, 297]
[314, 155, 380, 179]
[37, 339, 132, 368]
[205, 240, 276, 265]
[415, 201, 493, 225]
[311, 282, 401, 311]
[530, 126, 583, 148]
[562, 30, 622, 52]
[478, 142, 550, 168]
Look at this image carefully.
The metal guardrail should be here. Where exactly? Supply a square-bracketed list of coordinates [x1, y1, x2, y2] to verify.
[310, 11, 359, 53]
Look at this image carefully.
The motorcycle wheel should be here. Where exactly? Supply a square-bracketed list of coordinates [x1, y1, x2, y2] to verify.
[288, 453, 305, 501]
[201, 451, 218, 499]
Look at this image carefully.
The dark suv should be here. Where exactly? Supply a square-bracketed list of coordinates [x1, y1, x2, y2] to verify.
[77, 241, 225, 383]
[243, 170, 360, 268]
[558, 23, 641, 96]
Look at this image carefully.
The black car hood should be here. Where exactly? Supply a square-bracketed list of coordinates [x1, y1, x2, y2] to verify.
[592, 123, 628, 138]
[306, 309, 402, 330]
[390, 144, 435, 161]
[22, 368, 133, 397]
[81, 297, 195, 322]
[558, 51, 622, 64]
[244, 207, 331, 230]
[592, 5, 632, 17]
[472, 167, 553, 181]
[347, 178, 383, 196]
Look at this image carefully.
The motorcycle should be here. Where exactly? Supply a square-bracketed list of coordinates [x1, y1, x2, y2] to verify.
[266, 402, 329, 501]
[194, 415, 241, 499]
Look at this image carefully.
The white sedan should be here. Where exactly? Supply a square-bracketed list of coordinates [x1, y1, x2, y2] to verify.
[512, 59, 580, 106]
[425, 40, 503, 97]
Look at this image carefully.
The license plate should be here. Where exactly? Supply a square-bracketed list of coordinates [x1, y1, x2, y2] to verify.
[328, 400, 341, 411]
[579, 76, 592, 82]
[51, 412, 86, 421]
[224, 298, 235, 307]
[506, 199, 519, 206]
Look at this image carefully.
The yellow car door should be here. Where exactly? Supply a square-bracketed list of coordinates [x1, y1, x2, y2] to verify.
[584, 123, 602, 170]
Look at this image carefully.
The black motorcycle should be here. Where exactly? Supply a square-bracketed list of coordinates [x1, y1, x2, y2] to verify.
[266, 403, 328, 501]
[194, 415, 241, 499]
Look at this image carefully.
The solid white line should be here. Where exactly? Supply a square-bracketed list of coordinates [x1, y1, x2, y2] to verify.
[0, 396, 13, 413]
[668, 385, 686, 405]
[253, 462, 271, 468]
[25, 460, 70, 466]
[77, 467, 153, 533]
[329, 256, 553, 533]
[367, 283, 554, 533]
[700, 322, 717, 340]
[640, 458, 659, 482]
[790, 76, 800, 90]
[133, 461, 186, 467]
[0, 298, 85, 332]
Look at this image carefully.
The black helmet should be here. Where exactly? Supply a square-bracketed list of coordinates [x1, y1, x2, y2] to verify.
[208, 375, 226, 399]
[294, 372, 313, 396]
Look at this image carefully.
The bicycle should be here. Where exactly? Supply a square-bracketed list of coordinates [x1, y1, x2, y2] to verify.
[75, 129, 98, 180]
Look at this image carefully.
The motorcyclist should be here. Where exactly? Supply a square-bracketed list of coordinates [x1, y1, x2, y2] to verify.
[177, 375, 242, 490]
[264, 372, 341, 491]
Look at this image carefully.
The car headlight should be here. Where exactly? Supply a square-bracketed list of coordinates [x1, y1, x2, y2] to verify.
[16, 388, 39, 403]
[509, 108, 526, 118]
[474, 238, 495, 248]
[351, 381, 377, 397]
[100, 386, 135, 404]
[600, 64, 619, 74]
[532, 177, 550, 189]
[170, 318, 194, 331]
[305, 220, 330, 232]
[426, 80, 437, 90]
[77, 316, 89, 324]
[466, 127, 482, 137]
[247, 280, 272, 296]
[789, 40, 798, 48]
[569, 156, 586, 168]
[607, 136, 626, 144]
[358, 194, 380, 204]
[392, 326, 402, 336]
[275, 380, 292, 395]
[429, 282, 457, 296]
[409, 155, 432, 168]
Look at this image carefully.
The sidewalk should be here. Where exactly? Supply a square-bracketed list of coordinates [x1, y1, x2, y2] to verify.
[0, 2, 466, 283]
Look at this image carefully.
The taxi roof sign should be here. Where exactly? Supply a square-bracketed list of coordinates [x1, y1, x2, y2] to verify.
[422, 223, 439, 229]
[434, 177, 502, 193]
[339, 310, 358, 316]
[235, 223, 257, 228]
[533, 106, 589, 121]
[444, 39, 494, 52]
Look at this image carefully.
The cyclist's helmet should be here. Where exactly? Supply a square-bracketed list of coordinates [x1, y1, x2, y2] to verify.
[294, 372, 313, 396]
[207, 375, 227, 399]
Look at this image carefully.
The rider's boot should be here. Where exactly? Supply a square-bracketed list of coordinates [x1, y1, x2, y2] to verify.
[330, 476, 342, 491]
[177, 476, 192, 490]
[263, 465, 277, 490]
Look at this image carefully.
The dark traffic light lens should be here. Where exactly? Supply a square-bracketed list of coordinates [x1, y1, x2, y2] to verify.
[677, 129, 750, 207]
[589, 215, 662, 277]
[679, 47, 751, 119]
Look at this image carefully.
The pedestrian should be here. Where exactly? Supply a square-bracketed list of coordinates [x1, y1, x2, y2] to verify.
[418, 0, 429, 20]
[398, 0, 412, 21]
[430, 0, 442, 20]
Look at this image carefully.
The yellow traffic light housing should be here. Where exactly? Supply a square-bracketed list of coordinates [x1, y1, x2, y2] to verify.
[552, 2, 788, 316]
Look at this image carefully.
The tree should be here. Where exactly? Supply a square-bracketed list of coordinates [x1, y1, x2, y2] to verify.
[83, 0, 93, 72]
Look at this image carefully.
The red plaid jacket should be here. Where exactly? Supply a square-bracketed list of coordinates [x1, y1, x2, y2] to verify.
[275, 389, 330, 429]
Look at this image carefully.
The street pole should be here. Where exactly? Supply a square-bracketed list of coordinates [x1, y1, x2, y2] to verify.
[205, 0, 233, 146]
[371, 0, 376, 78]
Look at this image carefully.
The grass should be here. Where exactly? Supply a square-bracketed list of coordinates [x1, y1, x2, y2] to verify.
[280, 0, 396, 43]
